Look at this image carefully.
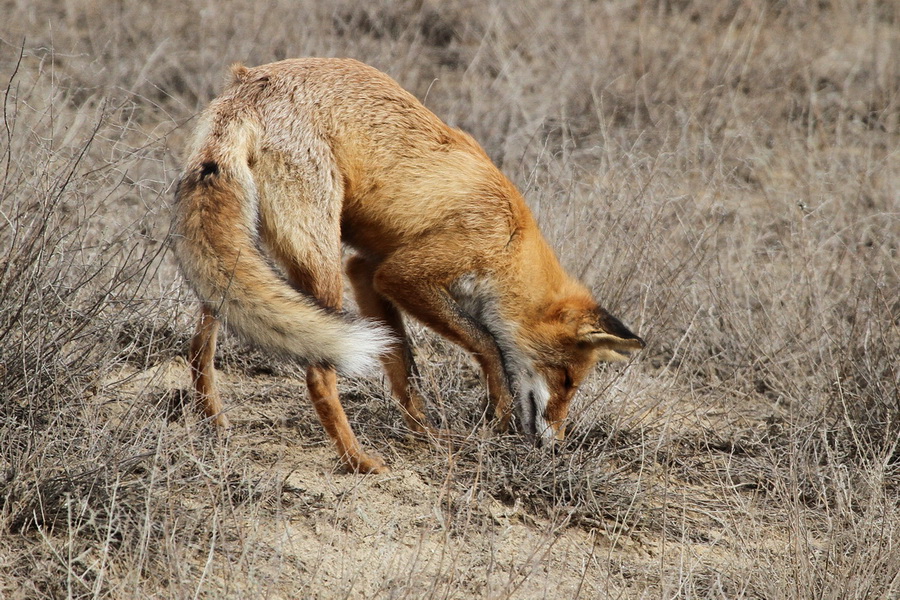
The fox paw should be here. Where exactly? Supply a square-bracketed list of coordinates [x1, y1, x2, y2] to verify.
[346, 452, 388, 474]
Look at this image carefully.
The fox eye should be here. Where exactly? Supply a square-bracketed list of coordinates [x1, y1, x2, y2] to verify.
[563, 370, 575, 390]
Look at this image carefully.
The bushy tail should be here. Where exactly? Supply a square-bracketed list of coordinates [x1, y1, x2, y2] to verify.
[171, 115, 391, 375]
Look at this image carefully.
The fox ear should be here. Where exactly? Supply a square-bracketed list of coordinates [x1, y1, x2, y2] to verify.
[577, 308, 645, 361]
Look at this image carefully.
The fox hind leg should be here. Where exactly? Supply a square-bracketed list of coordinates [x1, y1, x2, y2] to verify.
[189, 304, 229, 428]
[268, 232, 387, 474]
[249, 148, 387, 472]
[305, 364, 386, 473]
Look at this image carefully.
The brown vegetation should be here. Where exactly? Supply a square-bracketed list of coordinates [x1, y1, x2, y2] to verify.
[1, 0, 897, 597]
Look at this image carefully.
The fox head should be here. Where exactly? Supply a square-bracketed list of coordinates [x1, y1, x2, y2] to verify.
[522, 298, 644, 442]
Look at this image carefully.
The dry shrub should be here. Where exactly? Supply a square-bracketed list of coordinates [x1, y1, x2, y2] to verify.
[0, 42, 188, 599]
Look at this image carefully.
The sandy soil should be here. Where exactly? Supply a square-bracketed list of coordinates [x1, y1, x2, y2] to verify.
[90, 356, 798, 599]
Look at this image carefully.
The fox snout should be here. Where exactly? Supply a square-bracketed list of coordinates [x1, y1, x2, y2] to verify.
[516, 388, 562, 445]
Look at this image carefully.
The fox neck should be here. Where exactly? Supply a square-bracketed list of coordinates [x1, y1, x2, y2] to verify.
[449, 252, 592, 439]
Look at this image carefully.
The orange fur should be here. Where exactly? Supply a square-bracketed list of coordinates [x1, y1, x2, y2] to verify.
[173, 58, 644, 473]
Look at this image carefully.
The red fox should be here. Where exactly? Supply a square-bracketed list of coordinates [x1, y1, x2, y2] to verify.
[173, 58, 644, 473]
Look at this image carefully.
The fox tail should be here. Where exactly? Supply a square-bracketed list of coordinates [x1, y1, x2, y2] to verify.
[171, 112, 391, 375]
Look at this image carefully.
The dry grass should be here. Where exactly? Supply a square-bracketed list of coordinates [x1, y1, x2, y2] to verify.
[1, 0, 898, 598]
